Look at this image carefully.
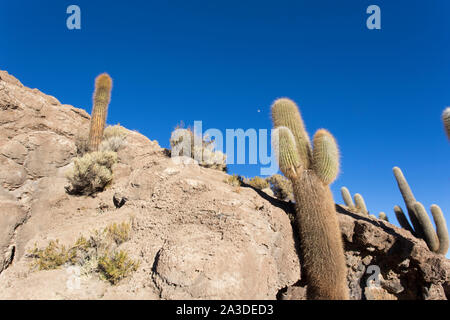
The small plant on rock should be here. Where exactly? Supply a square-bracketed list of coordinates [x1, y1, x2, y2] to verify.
[266, 174, 294, 201]
[27, 221, 138, 285]
[244, 176, 269, 190]
[224, 174, 242, 187]
[98, 250, 140, 285]
[65, 151, 117, 196]
[100, 124, 128, 152]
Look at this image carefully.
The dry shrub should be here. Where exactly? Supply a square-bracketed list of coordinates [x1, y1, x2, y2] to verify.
[65, 151, 117, 195]
[100, 125, 128, 152]
[103, 124, 128, 140]
[267, 174, 294, 201]
[98, 250, 139, 284]
[224, 174, 242, 187]
[244, 176, 270, 190]
[27, 222, 138, 285]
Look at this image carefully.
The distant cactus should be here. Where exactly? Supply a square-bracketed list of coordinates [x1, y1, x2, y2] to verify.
[354, 193, 368, 215]
[88, 73, 113, 151]
[392, 167, 449, 255]
[431, 205, 450, 255]
[378, 212, 389, 222]
[340, 187, 368, 215]
[340, 187, 355, 209]
[443, 107, 450, 140]
[271, 98, 348, 300]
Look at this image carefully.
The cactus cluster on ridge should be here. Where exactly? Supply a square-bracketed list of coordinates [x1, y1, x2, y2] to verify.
[271, 98, 348, 300]
[393, 167, 449, 255]
[88, 73, 113, 151]
[340, 187, 369, 215]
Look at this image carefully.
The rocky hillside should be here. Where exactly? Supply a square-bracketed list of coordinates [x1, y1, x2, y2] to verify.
[0, 70, 448, 300]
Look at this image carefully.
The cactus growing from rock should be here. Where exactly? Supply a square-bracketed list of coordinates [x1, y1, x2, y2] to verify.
[88, 73, 113, 151]
[393, 167, 449, 255]
[354, 193, 368, 215]
[378, 212, 389, 222]
[431, 205, 450, 255]
[340, 187, 355, 209]
[271, 98, 348, 300]
[340, 187, 368, 215]
[443, 107, 450, 140]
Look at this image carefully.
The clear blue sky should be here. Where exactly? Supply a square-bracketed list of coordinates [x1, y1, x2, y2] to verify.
[2, 0, 449, 256]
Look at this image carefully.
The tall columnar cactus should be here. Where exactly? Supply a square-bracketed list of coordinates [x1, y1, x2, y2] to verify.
[340, 187, 368, 215]
[272, 98, 348, 300]
[393, 167, 449, 255]
[88, 73, 113, 151]
[443, 107, 450, 140]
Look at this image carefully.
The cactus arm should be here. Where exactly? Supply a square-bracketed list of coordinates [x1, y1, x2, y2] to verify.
[271, 98, 312, 169]
[392, 167, 424, 238]
[340, 187, 355, 209]
[393, 205, 415, 234]
[312, 129, 340, 185]
[413, 202, 440, 252]
[272, 126, 302, 180]
[353, 193, 368, 215]
[88, 73, 112, 151]
[430, 205, 449, 255]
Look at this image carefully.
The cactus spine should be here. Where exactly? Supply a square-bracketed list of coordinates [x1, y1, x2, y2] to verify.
[272, 98, 348, 300]
[393, 167, 449, 255]
[88, 73, 113, 151]
[443, 107, 450, 140]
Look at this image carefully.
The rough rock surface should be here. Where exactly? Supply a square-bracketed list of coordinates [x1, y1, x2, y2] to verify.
[0, 70, 449, 300]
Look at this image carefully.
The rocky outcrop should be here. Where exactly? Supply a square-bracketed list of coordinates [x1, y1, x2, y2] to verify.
[0, 70, 448, 299]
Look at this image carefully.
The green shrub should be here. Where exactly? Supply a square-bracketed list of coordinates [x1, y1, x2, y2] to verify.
[28, 240, 81, 271]
[104, 222, 131, 245]
[66, 151, 117, 195]
[28, 221, 138, 285]
[98, 250, 140, 284]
